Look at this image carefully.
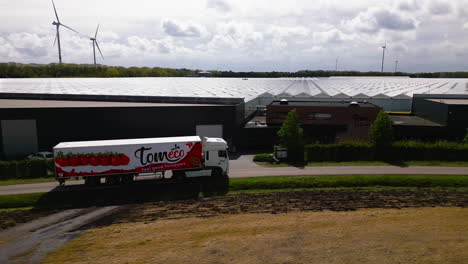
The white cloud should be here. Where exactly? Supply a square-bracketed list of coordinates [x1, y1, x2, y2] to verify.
[427, 1, 452, 15]
[206, 0, 231, 13]
[162, 20, 205, 38]
[343, 6, 416, 33]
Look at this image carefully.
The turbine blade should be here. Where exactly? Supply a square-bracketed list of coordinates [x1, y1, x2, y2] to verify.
[53, 33, 57, 47]
[95, 24, 100, 39]
[60, 23, 79, 34]
[51, 0, 60, 23]
[95, 41, 104, 60]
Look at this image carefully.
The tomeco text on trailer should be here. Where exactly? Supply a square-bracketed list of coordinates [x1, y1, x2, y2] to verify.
[53, 136, 229, 193]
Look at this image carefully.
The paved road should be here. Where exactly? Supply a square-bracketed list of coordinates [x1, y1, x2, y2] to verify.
[1, 164, 467, 195]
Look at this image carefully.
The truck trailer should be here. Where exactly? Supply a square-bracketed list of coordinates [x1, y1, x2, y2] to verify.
[53, 136, 229, 194]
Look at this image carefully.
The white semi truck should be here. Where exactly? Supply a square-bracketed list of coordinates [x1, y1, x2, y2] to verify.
[53, 136, 229, 194]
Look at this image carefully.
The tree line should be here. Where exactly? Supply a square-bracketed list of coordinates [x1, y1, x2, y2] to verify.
[1, 62, 468, 78]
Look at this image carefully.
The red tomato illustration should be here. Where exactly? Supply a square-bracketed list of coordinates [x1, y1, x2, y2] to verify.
[111, 156, 120, 166]
[100, 156, 111, 166]
[69, 157, 80, 167]
[119, 154, 130, 165]
[89, 156, 100, 166]
[55, 157, 69, 167]
[79, 156, 89, 166]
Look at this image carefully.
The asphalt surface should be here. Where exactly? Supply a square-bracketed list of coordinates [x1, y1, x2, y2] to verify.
[0, 154, 467, 195]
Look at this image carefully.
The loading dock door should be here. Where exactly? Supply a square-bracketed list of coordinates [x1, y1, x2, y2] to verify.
[196, 124, 223, 138]
[1, 120, 38, 159]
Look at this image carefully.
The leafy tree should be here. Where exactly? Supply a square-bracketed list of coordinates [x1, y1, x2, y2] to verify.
[369, 110, 394, 148]
[277, 109, 304, 162]
[463, 129, 468, 144]
[103, 68, 120, 77]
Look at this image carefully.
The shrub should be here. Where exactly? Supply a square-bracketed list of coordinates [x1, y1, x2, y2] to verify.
[463, 129, 468, 144]
[0, 161, 16, 180]
[305, 140, 468, 162]
[253, 153, 272, 162]
[277, 109, 304, 162]
[369, 110, 393, 148]
[0, 159, 49, 180]
[305, 141, 374, 162]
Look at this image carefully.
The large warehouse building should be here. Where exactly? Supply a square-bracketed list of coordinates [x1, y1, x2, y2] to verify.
[1, 77, 468, 158]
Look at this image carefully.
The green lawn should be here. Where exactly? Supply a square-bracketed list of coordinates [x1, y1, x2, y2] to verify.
[0, 178, 56, 186]
[256, 160, 468, 167]
[229, 174, 468, 191]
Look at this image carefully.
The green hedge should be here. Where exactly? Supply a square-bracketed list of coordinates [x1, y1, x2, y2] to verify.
[0, 159, 49, 180]
[253, 153, 272, 162]
[305, 141, 468, 162]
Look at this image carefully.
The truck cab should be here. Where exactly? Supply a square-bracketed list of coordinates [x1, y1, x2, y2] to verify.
[202, 137, 229, 175]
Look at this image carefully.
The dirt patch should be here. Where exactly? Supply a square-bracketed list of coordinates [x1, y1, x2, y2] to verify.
[44, 207, 468, 264]
[86, 189, 467, 228]
[0, 209, 58, 230]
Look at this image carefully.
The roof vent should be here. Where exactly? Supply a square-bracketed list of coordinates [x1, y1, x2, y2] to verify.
[349, 101, 359, 107]
[279, 99, 289, 105]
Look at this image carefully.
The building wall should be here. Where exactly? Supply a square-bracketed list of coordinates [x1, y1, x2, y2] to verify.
[0, 104, 242, 159]
[266, 103, 381, 141]
[412, 99, 448, 125]
[447, 105, 468, 139]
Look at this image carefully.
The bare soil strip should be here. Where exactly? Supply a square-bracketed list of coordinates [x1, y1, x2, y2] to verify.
[85, 189, 467, 228]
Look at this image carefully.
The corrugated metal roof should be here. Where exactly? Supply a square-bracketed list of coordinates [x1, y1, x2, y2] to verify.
[0, 99, 219, 108]
[1, 77, 467, 102]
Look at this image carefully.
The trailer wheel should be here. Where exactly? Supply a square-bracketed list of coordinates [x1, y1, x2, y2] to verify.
[84, 176, 100, 186]
[105, 176, 121, 185]
[121, 174, 134, 184]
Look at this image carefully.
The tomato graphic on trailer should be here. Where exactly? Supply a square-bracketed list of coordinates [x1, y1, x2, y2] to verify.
[53, 137, 204, 178]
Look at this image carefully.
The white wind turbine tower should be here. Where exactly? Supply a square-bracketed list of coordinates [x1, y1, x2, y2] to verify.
[90, 24, 104, 67]
[51, 0, 79, 64]
[380, 42, 386, 72]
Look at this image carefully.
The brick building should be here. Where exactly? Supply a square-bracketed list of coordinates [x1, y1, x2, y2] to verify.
[266, 100, 381, 142]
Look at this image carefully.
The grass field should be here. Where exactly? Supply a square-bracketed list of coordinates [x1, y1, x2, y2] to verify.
[43, 207, 468, 264]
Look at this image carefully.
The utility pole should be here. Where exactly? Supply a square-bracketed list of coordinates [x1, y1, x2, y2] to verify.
[394, 60, 398, 73]
[381, 43, 386, 72]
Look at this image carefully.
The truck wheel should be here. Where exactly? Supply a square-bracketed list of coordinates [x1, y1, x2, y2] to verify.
[202, 169, 229, 196]
[212, 168, 229, 195]
[215, 174, 229, 195]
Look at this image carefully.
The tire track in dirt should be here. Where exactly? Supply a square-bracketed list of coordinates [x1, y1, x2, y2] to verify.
[0, 206, 121, 264]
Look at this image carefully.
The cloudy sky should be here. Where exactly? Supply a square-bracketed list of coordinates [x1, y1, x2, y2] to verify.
[0, 0, 467, 72]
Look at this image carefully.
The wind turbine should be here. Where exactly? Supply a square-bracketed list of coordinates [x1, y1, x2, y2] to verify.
[394, 59, 399, 73]
[335, 57, 339, 71]
[90, 24, 104, 67]
[380, 42, 386, 72]
[51, 0, 79, 64]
